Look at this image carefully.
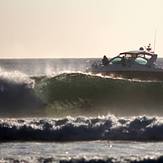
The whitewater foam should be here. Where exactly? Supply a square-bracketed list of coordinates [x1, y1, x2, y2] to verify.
[0, 68, 34, 87]
[0, 115, 163, 141]
[1, 156, 163, 163]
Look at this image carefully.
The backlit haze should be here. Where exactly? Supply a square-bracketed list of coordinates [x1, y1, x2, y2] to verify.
[0, 0, 163, 58]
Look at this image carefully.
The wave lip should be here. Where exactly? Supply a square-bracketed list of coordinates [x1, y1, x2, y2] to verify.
[0, 115, 163, 141]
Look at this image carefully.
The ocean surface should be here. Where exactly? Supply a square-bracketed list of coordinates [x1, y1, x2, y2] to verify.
[1, 58, 163, 163]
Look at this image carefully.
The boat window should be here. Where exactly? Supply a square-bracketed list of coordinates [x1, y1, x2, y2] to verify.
[126, 54, 133, 58]
[110, 57, 122, 64]
[135, 57, 147, 65]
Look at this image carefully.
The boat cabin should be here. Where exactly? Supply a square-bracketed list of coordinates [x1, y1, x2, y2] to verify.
[105, 46, 157, 67]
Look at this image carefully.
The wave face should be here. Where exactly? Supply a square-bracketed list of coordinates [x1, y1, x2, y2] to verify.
[35, 73, 163, 116]
[0, 115, 163, 141]
[1, 71, 163, 116]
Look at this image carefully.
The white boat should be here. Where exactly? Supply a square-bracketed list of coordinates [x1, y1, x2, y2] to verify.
[90, 44, 163, 80]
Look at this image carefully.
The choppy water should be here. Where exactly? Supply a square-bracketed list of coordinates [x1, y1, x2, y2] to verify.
[1, 141, 163, 163]
[1, 58, 163, 162]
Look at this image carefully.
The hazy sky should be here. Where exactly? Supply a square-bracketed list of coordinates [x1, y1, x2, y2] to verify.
[0, 0, 163, 58]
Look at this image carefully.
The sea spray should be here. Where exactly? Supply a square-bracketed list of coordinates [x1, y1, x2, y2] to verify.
[0, 69, 44, 116]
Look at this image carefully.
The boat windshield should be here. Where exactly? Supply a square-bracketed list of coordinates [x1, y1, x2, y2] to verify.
[109, 56, 148, 66]
[109, 57, 122, 64]
[135, 57, 147, 65]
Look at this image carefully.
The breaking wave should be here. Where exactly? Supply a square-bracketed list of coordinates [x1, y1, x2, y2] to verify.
[60, 156, 163, 163]
[0, 115, 163, 141]
[0, 69, 44, 117]
[34, 72, 163, 116]
[1, 156, 163, 163]
[1, 70, 163, 116]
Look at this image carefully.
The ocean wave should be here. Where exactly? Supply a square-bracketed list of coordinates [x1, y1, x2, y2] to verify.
[1, 71, 163, 116]
[60, 156, 163, 163]
[0, 69, 44, 116]
[1, 155, 163, 163]
[34, 72, 163, 116]
[0, 115, 163, 141]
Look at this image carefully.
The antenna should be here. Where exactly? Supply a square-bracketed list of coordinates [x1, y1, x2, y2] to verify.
[154, 29, 157, 53]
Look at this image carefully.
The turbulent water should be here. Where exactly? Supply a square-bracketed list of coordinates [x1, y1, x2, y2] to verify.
[0, 115, 163, 141]
[1, 58, 163, 162]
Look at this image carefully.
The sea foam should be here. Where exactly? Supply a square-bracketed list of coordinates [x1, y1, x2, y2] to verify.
[0, 115, 163, 141]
